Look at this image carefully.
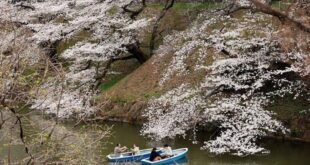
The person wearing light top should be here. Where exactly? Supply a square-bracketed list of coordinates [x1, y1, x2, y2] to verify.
[114, 143, 127, 156]
[161, 144, 173, 158]
[131, 144, 140, 155]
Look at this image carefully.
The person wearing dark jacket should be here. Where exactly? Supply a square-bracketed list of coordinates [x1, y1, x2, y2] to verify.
[149, 148, 161, 161]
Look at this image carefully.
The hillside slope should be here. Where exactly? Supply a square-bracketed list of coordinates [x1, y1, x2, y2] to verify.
[1, 0, 310, 156]
[99, 9, 310, 147]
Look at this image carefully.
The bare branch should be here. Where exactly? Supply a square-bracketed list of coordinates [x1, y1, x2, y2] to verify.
[149, 0, 175, 56]
[222, 0, 310, 33]
[249, 0, 310, 33]
[122, 0, 147, 19]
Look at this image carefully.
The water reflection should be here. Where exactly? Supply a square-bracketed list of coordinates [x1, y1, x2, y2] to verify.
[103, 122, 310, 165]
[1, 117, 310, 165]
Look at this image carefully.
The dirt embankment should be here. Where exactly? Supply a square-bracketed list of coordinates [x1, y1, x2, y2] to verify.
[276, 3, 310, 88]
[97, 56, 164, 123]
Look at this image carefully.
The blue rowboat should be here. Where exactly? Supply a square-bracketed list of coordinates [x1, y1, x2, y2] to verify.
[141, 148, 188, 165]
[107, 148, 162, 162]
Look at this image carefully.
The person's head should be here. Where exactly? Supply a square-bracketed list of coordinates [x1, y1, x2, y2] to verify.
[152, 147, 157, 152]
[164, 144, 169, 148]
[133, 144, 137, 147]
[116, 143, 121, 147]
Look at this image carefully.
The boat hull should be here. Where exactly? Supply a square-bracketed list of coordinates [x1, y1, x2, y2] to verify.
[141, 148, 188, 165]
[108, 154, 150, 162]
[107, 148, 161, 162]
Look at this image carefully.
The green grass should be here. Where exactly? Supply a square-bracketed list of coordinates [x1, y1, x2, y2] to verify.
[173, 2, 211, 10]
[99, 77, 124, 91]
[149, 1, 291, 12]
[271, 0, 293, 10]
[107, 5, 119, 16]
[109, 95, 135, 104]
[143, 91, 163, 99]
[110, 96, 128, 104]
[148, 2, 222, 11]
[110, 59, 141, 75]
[54, 15, 69, 24]
[56, 30, 92, 55]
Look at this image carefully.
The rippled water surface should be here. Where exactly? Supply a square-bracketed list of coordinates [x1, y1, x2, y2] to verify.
[1, 117, 310, 165]
[104, 122, 310, 165]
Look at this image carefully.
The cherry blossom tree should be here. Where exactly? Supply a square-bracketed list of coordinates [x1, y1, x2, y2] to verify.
[142, 0, 310, 155]
[1, 0, 151, 118]
[0, 5, 113, 163]
[2, 0, 309, 157]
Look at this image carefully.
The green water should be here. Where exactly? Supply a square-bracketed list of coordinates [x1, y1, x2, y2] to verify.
[103, 122, 310, 165]
[1, 118, 310, 165]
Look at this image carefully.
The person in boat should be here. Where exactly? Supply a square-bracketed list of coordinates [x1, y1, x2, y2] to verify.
[114, 143, 127, 156]
[161, 144, 173, 158]
[149, 147, 161, 161]
[131, 144, 140, 155]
